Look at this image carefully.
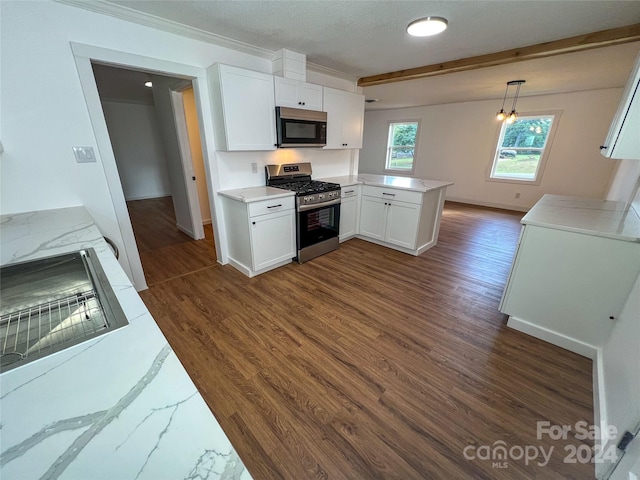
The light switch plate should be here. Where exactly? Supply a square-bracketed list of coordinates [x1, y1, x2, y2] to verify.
[73, 146, 96, 163]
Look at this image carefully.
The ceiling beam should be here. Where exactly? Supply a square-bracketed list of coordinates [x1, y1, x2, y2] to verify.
[358, 23, 640, 88]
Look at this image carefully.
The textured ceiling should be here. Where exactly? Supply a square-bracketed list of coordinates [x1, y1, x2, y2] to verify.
[85, 1, 640, 109]
[105, 0, 640, 77]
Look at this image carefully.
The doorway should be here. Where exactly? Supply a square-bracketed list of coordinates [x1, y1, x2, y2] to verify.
[92, 63, 216, 286]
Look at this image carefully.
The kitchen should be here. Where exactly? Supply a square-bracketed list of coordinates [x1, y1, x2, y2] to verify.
[2, 1, 640, 479]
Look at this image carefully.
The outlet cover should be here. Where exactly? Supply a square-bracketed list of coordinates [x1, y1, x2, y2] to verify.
[73, 146, 96, 163]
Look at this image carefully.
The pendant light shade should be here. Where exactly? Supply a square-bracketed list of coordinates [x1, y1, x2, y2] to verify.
[407, 17, 448, 37]
[496, 80, 525, 122]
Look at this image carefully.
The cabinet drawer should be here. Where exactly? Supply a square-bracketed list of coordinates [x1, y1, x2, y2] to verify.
[362, 185, 422, 204]
[341, 186, 359, 198]
[249, 196, 294, 217]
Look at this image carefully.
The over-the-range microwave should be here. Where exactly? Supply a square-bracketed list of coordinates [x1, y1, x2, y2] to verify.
[275, 106, 327, 148]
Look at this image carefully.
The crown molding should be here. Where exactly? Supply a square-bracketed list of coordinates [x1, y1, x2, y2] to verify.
[56, 0, 274, 60]
[307, 62, 358, 82]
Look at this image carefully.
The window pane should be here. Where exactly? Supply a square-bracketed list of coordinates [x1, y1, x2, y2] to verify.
[386, 122, 418, 172]
[491, 116, 554, 182]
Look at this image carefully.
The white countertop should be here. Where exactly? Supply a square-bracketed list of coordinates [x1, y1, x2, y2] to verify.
[0, 207, 251, 480]
[316, 175, 361, 187]
[218, 186, 293, 203]
[522, 194, 640, 242]
[357, 173, 453, 192]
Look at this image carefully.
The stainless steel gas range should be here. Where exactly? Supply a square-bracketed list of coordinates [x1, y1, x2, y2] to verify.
[266, 163, 341, 263]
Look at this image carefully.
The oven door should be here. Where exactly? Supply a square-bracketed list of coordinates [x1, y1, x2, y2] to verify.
[297, 200, 340, 252]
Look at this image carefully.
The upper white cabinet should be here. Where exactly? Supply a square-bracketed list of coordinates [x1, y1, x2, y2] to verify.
[207, 64, 276, 151]
[323, 87, 365, 149]
[601, 53, 640, 160]
[274, 77, 323, 111]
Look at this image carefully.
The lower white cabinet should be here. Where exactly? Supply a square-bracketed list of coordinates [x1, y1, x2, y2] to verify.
[221, 195, 295, 277]
[500, 224, 640, 357]
[357, 184, 447, 255]
[339, 186, 359, 241]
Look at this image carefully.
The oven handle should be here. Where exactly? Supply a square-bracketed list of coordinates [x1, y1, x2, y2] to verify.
[297, 198, 341, 212]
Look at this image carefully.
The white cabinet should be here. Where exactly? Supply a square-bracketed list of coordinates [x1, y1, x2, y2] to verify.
[207, 64, 276, 151]
[601, 53, 640, 160]
[500, 224, 640, 357]
[357, 184, 448, 255]
[359, 186, 421, 249]
[221, 195, 295, 277]
[323, 87, 365, 149]
[274, 77, 323, 111]
[339, 186, 360, 241]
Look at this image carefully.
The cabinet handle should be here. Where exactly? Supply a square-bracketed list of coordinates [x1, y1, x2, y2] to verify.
[600, 145, 608, 150]
[382, 192, 395, 196]
[298, 102, 302, 105]
[252, 221, 256, 225]
[267, 204, 282, 209]
[345, 190, 354, 194]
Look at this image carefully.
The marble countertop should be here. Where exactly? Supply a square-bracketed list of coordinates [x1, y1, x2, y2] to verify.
[0, 207, 251, 480]
[218, 186, 294, 203]
[522, 194, 640, 242]
[357, 173, 453, 192]
[316, 175, 361, 187]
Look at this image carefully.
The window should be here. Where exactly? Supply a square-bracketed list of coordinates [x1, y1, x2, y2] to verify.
[385, 121, 419, 174]
[489, 114, 558, 183]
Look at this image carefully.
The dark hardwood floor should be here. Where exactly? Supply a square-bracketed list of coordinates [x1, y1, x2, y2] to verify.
[127, 196, 217, 286]
[138, 200, 594, 479]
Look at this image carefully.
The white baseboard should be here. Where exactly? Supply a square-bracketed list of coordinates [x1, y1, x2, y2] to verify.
[446, 196, 529, 212]
[125, 193, 172, 201]
[506, 316, 598, 359]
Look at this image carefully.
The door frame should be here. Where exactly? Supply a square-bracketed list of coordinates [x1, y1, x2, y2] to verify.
[71, 42, 226, 290]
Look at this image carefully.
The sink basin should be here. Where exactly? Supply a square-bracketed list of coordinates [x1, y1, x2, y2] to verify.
[0, 248, 128, 372]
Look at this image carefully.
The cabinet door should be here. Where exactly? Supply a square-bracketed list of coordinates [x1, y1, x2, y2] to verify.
[300, 83, 323, 110]
[359, 196, 386, 240]
[251, 210, 295, 271]
[323, 88, 344, 149]
[341, 91, 365, 149]
[274, 76, 300, 108]
[501, 225, 640, 347]
[339, 197, 357, 241]
[385, 200, 420, 249]
[219, 65, 276, 151]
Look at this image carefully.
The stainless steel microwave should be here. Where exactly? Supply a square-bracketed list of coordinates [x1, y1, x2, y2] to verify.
[275, 107, 327, 148]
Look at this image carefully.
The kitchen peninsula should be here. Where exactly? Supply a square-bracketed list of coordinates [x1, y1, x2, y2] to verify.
[0, 208, 251, 480]
[320, 173, 454, 255]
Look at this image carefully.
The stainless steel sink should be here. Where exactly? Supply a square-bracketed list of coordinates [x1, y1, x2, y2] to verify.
[0, 248, 128, 372]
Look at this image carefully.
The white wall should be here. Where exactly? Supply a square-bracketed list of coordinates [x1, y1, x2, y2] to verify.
[360, 89, 623, 210]
[216, 149, 353, 191]
[101, 100, 172, 201]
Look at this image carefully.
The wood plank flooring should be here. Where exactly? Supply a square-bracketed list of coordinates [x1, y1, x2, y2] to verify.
[139, 201, 595, 479]
[127, 196, 217, 286]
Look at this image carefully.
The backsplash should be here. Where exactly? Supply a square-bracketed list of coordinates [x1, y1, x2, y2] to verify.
[216, 149, 355, 190]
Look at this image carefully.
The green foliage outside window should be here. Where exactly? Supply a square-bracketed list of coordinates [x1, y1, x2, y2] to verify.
[386, 122, 418, 171]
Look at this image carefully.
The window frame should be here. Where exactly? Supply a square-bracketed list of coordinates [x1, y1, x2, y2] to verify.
[384, 120, 420, 176]
[487, 111, 562, 186]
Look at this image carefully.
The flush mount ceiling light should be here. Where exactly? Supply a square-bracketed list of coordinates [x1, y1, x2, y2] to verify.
[496, 80, 526, 123]
[407, 17, 448, 37]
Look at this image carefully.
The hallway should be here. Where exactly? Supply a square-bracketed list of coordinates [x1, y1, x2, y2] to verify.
[127, 196, 216, 286]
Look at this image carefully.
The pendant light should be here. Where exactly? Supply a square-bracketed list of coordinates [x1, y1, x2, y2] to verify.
[496, 80, 525, 122]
